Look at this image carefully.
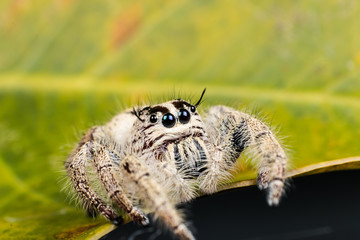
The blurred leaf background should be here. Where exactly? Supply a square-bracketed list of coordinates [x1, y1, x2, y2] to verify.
[1, 0, 360, 239]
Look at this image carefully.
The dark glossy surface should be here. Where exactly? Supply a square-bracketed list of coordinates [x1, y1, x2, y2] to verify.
[100, 170, 360, 240]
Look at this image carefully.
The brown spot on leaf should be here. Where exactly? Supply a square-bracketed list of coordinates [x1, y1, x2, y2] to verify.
[1, 0, 31, 30]
[111, 4, 142, 48]
[54, 223, 101, 239]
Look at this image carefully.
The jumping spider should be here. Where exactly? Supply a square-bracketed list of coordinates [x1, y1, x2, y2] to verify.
[65, 89, 288, 240]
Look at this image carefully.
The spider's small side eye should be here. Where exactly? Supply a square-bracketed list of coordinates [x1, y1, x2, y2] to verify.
[150, 115, 157, 123]
[190, 106, 196, 113]
[162, 113, 176, 128]
[178, 109, 190, 124]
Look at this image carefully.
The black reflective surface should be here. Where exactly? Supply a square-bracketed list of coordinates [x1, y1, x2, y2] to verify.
[100, 170, 360, 240]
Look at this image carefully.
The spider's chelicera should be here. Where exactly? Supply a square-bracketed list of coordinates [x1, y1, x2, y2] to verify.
[65, 89, 288, 240]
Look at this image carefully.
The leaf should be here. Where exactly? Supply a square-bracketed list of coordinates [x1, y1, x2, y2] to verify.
[0, 152, 114, 239]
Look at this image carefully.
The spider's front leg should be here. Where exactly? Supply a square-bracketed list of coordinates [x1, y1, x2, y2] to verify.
[65, 127, 120, 223]
[203, 106, 288, 206]
[119, 155, 195, 240]
[66, 127, 148, 225]
[91, 143, 149, 225]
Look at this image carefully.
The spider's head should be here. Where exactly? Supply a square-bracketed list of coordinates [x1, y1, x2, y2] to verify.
[131, 89, 206, 143]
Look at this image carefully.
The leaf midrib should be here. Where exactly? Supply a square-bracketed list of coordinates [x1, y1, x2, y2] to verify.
[0, 74, 359, 108]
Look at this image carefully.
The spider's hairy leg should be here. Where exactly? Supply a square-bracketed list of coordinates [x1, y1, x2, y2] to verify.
[92, 144, 149, 225]
[204, 106, 288, 206]
[120, 156, 195, 240]
[65, 128, 119, 222]
[241, 115, 287, 206]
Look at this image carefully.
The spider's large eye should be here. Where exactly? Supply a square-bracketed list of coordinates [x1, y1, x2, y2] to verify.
[149, 115, 157, 123]
[190, 106, 196, 113]
[162, 113, 176, 128]
[178, 109, 190, 124]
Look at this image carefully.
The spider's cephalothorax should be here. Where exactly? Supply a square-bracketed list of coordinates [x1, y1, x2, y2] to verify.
[65, 89, 288, 240]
